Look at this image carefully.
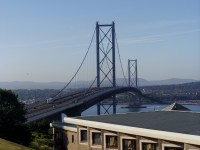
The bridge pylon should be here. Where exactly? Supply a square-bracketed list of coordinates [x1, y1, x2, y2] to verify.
[128, 59, 138, 88]
[96, 22, 116, 115]
[128, 59, 141, 106]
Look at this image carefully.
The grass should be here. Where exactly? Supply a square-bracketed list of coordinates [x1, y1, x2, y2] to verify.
[0, 138, 32, 150]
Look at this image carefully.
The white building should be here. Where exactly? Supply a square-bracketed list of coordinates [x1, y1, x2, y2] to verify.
[51, 111, 200, 150]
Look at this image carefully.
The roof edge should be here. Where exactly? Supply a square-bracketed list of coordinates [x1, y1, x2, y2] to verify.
[64, 117, 200, 145]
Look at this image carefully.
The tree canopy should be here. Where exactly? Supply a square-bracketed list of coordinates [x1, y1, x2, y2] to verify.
[0, 89, 31, 145]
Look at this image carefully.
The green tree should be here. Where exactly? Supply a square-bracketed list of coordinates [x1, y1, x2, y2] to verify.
[0, 89, 31, 146]
[29, 119, 53, 149]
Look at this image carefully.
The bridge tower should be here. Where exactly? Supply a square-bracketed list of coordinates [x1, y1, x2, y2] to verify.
[128, 59, 141, 106]
[96, 22, 116, 115]
[128, 59, 138, 88]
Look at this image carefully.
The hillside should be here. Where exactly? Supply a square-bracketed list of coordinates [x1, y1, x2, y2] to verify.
[0, 78, 198, 89]
[140, 81, 200, 103]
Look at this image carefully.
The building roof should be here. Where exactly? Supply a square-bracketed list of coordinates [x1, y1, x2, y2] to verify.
[75, 111, 200, 136]
[51, 122, 77, 132]
[162, 102, 190, 111]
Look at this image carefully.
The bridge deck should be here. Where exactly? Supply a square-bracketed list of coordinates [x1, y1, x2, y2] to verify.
[25, 87, 142, 123]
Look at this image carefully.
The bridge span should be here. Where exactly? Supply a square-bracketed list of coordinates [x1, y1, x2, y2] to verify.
[25, 22, 163, 123]
[25, 87, 142, 123]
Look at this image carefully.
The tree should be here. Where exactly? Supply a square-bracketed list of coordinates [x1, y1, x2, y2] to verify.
[0, 89, 31, 145]
[29, 119, 53, 150]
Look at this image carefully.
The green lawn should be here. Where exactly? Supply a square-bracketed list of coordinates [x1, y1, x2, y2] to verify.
[0, 138, 32, 150]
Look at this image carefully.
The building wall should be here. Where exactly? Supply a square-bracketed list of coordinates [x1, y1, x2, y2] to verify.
[76, 126, 103, 150]
[89, 127, 103, 150]
[54, 128, 77, 150]
[65, 130, 77, 150]
[185, 144, 200, 150]
[77, 126, 89, 150]
[77, 142, 89, 150]
[53, 125, 200, 150]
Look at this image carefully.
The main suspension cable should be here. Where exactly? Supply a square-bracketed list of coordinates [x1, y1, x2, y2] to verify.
[115, 31, 128, 86]
[52, 28, 96, 98]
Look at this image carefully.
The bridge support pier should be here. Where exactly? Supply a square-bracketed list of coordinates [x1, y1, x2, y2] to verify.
[97, 94, 116, 115]
[97, 103, 100, 115]
[127, 93, 142, 106]
[113, 95, 116, 114]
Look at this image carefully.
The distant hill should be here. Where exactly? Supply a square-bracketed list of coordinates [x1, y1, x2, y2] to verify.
[137, 78, 198, 87]
[0, 81, 66, 90]
[0, 78, 198, 89]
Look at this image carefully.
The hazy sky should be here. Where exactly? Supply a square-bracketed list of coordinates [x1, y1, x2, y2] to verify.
[0, 0, 200, 82]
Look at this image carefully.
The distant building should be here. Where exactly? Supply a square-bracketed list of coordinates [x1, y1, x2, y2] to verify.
[51, 111, 200, 150]
[162, 102, 190, 111]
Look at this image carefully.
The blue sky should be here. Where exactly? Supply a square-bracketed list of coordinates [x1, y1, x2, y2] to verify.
[0, 0, 200, 82]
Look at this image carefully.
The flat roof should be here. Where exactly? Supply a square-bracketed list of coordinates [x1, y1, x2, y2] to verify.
[76, 111, 200, 136]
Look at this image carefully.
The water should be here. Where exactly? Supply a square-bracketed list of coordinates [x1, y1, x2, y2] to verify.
[81, 104, 200, 116]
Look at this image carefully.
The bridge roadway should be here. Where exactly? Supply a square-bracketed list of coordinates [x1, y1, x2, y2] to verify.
[25, 87, 142, 123]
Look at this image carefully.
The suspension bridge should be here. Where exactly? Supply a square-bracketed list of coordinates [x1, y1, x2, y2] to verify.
[25, 22, 156, 123]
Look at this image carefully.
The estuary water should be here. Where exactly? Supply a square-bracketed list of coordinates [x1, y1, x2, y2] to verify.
[81, 104, 200, 116]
